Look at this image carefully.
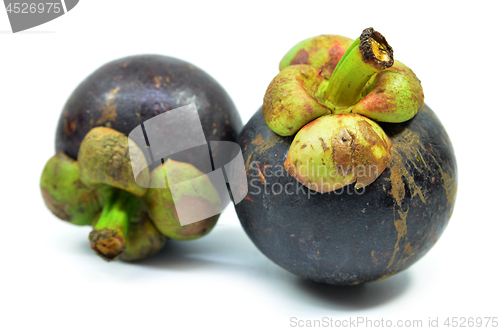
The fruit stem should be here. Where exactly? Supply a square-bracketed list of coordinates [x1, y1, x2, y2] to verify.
[323, 27, 394, 109]
[89, 189, 141, 261]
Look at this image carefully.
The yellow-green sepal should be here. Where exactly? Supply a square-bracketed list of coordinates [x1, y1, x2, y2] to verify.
[284, 114, 392, 192]
[279, 34, 354, 78]
[121, 213, 168, 261]
[40, 151, 102, 226]
[78, 127, 150, 197]
[143, 159, 220, 241]
[351, 60, 424, 122]
[263, 65, 330, 136]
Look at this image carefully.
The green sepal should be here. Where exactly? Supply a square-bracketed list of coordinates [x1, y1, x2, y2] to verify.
[351, 60, 424, 122]
[263, 65, 329, 136]
[121, 213, 168, 261]
[263, 31, 424, 138]
[279, 34, 354, 78]
[284, 114, 392, 192]
[143, 159, 220, 241]
[78, 127, 150, 197]
[40, 151, 102, 226]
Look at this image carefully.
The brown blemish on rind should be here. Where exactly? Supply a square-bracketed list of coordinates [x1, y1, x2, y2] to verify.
[245, 154, 253, 171]
[64, 118, 77, 137]
[389, 149, 426, 205]
[385, 134, 424, 269]
[394, 121, 455, 206]
[387, 208, 408, 268]
[255, 134, 281, 155]
[244, 195, 255, 203]
[384, 125, 457, 270]
[390, 128, 457, 206]
[389, 162, 405, 207]
[96, 87, 120, 125]
[256, 163, 267, 185]
[251, 133, 264, 146]
[404, 242, 412, 254]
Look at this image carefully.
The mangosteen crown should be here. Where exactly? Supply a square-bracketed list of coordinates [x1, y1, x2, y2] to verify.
[262, 28, 424, 193]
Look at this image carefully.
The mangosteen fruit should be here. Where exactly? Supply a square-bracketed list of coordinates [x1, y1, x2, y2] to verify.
[41, 55, 242, 261]
[235, 28, 457, 285]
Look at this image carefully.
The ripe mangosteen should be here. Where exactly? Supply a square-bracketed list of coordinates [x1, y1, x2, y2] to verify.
[41, 55, 242, 261]
[235, 28, 457, 285]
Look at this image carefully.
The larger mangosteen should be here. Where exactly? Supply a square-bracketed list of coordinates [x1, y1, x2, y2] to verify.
[235, 28, 457, 285]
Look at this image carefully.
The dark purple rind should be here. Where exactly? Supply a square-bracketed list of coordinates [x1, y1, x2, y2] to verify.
[235, 105, 457, 285]
[55, 55, 242, 170]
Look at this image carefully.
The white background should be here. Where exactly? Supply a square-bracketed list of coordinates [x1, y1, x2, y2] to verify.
[1, 1, 499, 330]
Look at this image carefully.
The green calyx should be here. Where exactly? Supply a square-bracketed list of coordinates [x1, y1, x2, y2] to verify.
[284, 114, 392, 192]
[78, 127, 149, 197]
[323, 28, 394, 109]
[263, 27, 424, 192]
[40, 152, 103, 226]
[143, 159, 221, 241]
[41, 127, 221, 261]
[89, 188, 140, 261]
[279, 34, 354, 78]
[263, 27, 424, 136]
[263, 65, 330, 136]
[120, 213, 168, 261]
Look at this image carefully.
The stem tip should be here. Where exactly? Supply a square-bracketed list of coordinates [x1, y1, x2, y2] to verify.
[360, 27, 394, 70]
[89, 229, 125, 261]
